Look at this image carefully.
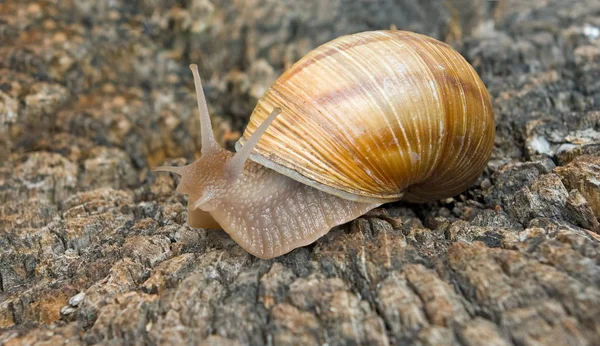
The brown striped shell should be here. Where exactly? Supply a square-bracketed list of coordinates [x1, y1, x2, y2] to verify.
[236, 30, 495, 203]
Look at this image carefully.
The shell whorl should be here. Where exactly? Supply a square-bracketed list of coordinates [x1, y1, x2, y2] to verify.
[237, 30, 495, 203]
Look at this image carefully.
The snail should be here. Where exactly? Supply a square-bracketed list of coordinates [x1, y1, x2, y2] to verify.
[157, 30, 495, 259]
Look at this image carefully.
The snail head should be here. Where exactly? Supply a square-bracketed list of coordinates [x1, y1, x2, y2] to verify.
[155, 64, 281, 212]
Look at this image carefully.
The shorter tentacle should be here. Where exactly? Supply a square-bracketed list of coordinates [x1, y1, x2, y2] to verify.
[153, 165, 187, 175]
[225, 107, 281, 181]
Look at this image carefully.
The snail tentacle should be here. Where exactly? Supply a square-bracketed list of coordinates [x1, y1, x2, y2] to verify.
[153, 165, 186, 175]
[225, 107, 282, 181]
[190, 64, 220, 155]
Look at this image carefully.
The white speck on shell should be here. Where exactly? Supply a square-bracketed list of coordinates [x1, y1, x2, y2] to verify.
[410, 152, 421, 165]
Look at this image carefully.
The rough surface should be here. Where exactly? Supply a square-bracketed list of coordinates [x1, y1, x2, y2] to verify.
[1, 0, 600, 345]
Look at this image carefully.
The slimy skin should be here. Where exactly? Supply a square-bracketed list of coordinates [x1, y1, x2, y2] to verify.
[157, 65, 379, 259]
[181, 149, 379, 259]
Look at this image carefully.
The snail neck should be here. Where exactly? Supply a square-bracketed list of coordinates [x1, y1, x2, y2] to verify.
[190, 159, 381, 258]
[158, 137, 380, 259]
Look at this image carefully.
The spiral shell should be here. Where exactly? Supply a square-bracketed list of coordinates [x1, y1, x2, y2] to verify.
[236, 30, 495, 203]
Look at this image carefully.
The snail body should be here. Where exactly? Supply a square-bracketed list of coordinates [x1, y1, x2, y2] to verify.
[158, 30, 495, 259]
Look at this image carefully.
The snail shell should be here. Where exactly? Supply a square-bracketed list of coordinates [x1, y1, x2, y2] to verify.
[159, 30, 496, 259]
[237, 30, 495, 203]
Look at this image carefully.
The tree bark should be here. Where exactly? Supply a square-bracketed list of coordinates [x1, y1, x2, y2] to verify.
[1, 0, 599, 345]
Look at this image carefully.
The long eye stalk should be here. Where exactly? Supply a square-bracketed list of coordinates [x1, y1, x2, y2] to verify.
[190, 64, 220, 155]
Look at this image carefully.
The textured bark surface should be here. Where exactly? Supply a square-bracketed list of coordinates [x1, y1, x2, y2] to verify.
[1, 0, 600, 345]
